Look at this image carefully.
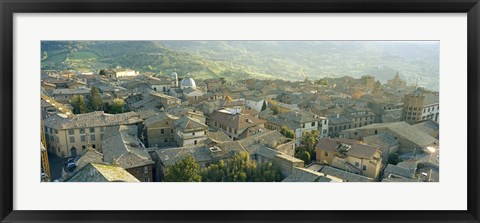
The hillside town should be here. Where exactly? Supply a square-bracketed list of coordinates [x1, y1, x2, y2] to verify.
[41, 67, 439, 182]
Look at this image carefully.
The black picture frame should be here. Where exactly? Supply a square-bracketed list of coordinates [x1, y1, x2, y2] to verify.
[1, 0, 479, 222]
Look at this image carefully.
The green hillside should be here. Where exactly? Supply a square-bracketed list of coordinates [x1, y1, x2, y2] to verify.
[40, 41, 439, 90]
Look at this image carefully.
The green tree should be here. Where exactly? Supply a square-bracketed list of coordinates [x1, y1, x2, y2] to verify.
[165, 155, 201, 182]
[279, 126, 295, 139]
[298, 151, 311, 164]
[388, 152, 403, 165]
[271, 104, 280, 115]
[219, 77, 226, 85]
[70, 95, 87, 114]
[108, 98, 126, 114]
[199, 151, 283, 182]
[98, 69, 106, 76]
[261, 101, 267, 111]
[301, 130, 320, 153]
[88, 87, 104, 111]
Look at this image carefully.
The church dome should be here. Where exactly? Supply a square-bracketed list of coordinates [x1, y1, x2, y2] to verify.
[181, 77, 196, 90]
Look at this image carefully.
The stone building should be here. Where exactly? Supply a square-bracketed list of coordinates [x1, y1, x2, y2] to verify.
[43, 111, 142, 158]
[315, 138, 383, 181]
[143, 113, 179, 148]
[403, 88, 439, 124]
[174, 116, 209, 146]
[102, 125, 155, 182]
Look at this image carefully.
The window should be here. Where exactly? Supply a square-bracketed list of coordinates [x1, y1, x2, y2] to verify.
[68, 129, 74, 135]
[144, 166, 149, 174]
[323, 129, 327, 134]
[69, 136, 75, 143]
[54, 129, 58, 134]
[194, 140, 197, 145]
[324, 152, 328, 157]
[166, 122, 168, 125]
[302, 124, 305, 128]
[312, 122, 316, 127]
[80, 128, 85, 134]
[192, 132, 195, 136]
[164, 139, 168, 143]
[81, 135, 86, 142]
[363, 165, 367, 171]
[100, 127, 104, 132]
[355, 162, 359, 167]
[171, 129, 173, 133]
[100, 134, 104, 139]
[89, 128, 95, 133]
[90, 134, 96, 141]
[354, 132, 358, 136]
[161, 129, 165, 134]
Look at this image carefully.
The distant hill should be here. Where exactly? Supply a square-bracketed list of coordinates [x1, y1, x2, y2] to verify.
[41, 41, 439, 90]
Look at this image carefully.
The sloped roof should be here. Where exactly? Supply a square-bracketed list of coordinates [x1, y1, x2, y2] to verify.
[345, 121, 438, 148]
[144, 112, 179, 127]
[320, 166, 373, 182]
[207, 131, 233, 143]
[282, 167, 328, 182]
[209, 110, 265, 130]
[174, 116, 208, 132]
[384, 164, 416, 179]
[102, 125, 154, 169]
[44, 111, 142, 130]
[66, 163, 140, 182]
[75, 148, 104, 170]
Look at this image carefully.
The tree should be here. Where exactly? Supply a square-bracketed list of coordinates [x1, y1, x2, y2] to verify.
[299, 151, 311, 164]
[279, 126, 295, 139]
[388, 152, 403, 165]
[108, 98, 126, 114]
[271, 104, 280, 115]
[88, 87, 104, 111]
[261, 101, 267, 111]
[165, 155, 201, 182]
[301, 130, 320, 154]
[199, 152, 283, 182]
[70, 95, 87, 114]
[219, 77, 226, 85]
[98, 69, 106, 76]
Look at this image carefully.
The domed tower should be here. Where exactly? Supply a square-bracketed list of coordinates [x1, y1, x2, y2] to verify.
[171, 72, 178, 87]
[181, 77, 197, 90]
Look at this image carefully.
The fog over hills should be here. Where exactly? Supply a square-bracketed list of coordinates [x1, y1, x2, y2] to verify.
[41, 41, 439, 90]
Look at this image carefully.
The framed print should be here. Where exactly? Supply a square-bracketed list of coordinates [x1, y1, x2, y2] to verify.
[1, 0, 479, 222]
